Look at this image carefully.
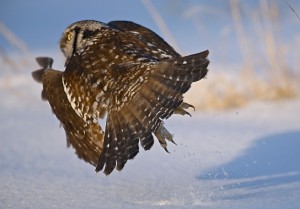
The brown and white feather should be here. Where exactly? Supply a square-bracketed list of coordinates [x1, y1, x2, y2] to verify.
[32, 20, 209, 175]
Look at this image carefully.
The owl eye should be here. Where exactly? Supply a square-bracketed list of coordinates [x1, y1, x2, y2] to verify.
[67, 33, 73, 41]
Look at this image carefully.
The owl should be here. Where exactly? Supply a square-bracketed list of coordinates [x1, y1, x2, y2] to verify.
[32, 20, 209, 175]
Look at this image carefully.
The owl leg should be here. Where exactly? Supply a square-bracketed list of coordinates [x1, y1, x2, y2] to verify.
[154, 122, 176, 153]
[174, 101, 195, 117]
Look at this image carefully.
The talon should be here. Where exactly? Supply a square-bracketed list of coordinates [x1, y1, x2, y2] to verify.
[180, 102, 195, 111]
[154, 123, 176, 151]
[164, 147, 170, 153]
[169, 137, 177, 145]
[174, 107, 192, 117]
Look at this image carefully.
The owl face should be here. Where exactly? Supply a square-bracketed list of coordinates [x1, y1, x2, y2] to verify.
[59, 20, 107, 60]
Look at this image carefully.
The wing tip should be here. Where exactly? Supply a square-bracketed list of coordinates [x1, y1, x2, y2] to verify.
[36, 57, 54, 68]
[31, 69, 44, 83]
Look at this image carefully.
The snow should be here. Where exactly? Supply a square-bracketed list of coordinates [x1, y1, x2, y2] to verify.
[0, 73, 300, 209]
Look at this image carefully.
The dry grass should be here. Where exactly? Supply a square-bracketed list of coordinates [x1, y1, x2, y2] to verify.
[173, 0, 300, 110]
[1, 1, 299, 110]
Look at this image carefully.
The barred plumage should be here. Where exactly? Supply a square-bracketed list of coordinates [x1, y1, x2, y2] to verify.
[32, 20, 210, 175]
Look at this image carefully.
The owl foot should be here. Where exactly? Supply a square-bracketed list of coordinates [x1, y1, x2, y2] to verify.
[174, 102, 195, 117]
[154, 123, 176, 153]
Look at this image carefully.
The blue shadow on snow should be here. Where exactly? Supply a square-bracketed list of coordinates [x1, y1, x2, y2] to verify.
[198, 130, 300, 189]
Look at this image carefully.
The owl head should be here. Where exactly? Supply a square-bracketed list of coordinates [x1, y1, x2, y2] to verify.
[59, 20, 107, 61]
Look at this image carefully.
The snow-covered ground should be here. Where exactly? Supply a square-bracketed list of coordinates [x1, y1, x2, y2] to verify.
[0, 73, 299, 209]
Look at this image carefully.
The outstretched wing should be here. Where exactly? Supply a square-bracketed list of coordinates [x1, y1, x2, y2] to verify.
[61, 24, 178, 125]
[32, 58, 105, 166]
[61, 25, 209, 175]
[43, 69, 105, 166]
[96, 51, 209, 175]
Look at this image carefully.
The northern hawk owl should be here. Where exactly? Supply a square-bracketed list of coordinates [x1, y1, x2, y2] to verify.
[32, 20, 209, 175]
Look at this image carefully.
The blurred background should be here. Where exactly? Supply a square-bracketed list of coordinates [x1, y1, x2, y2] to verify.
[0, 0, 299, 110]
[1, 2, 300, 208]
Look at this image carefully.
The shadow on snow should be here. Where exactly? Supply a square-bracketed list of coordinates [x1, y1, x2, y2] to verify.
[198, 130, 300, 190]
